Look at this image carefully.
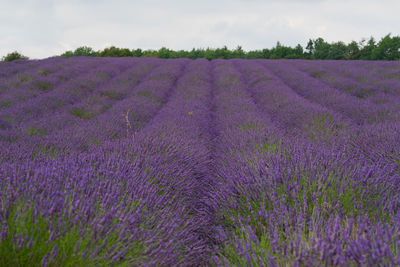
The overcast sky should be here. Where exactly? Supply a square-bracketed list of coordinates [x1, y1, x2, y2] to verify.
[1, 0, 399, 59]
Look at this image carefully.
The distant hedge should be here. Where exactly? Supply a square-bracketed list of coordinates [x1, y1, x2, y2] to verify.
[58, 34, 400, 60]
[2, 34, 400, 61]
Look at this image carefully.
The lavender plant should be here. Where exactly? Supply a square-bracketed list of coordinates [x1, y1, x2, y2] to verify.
[0, 58, 399, 266]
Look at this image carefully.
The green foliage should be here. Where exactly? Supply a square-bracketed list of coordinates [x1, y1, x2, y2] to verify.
[100, 91, 121, 99]
[359, 37, 377, 60]
[37, 69, 52, 75]
[371, 34, 400, 60]
[2, 51, 29, 61]
[57, 34, 400, 60]
[70, 108, 93, 120]
[60, 46, 98, 57]
[347, 41, 361, 59]
[24, 127, 46, 137]
[33, 80, 53, 91]
[99, 46, 132, 57]
[213, 163, 391, 266]
[0, 201, 147, 266]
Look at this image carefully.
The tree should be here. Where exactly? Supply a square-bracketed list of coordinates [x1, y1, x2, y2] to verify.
[359, 37, 376, 60]
[371, 34, 400, 60]
[60, 50, 74, 58]
[157, 47, 172, 58]
[99, 46, 131, 57]
[132, 48, 143, 57]
[261, 48, 271, 59]
[328, 41, 347, 60]
[346, 41, 360, 60]
[232, 46, 245, 58]
[214, 46, 232, 59]
[270, 42, 297, 59]
[313, 38, 330, 59]
[293, 44, 304, 58]
[2, 51, 29, 61]
[56, 34, 400, 60]
[306, 39, 314, 55]
[73, 46, 97, 57]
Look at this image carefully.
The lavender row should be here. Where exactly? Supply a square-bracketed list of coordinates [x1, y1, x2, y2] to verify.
[208, 60, 399, 266]
[311, 60, 400, 97]
[0, 149, 197, 266]
[34, 58, 185, 156]
[0, 58, 399, 266]
[105, 58, 216, 264]
[0, 59, 46, 81]
[232, 59, 351, 145]
[0, 58, 162, 157]
[0, 58, 138, 144]
[233, 59, 400, 192]
[0, 57, 104, 111]
[290, 60, 400, 107]
[0, 58, 216, 266]
[261, 60, 400, 125]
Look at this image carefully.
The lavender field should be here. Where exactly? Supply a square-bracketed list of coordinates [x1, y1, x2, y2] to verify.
[0, 57, 399, 266]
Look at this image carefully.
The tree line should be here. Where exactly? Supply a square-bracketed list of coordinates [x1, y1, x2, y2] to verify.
[2, 34, 400, 61]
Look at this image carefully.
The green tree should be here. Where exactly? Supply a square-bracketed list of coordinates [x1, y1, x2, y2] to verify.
[328, 41, 347, 60]
[73, 46, 97, 57]
[214, 46, 232, 59]
[313, 38, 330, 59]
[132, 48, 143, 57]
[359, 37, 376, 60]
[2, 51, 29, 61]
[346, 41, 360, 59]
[371, 34, 400, 60]
[99, 46, 131, 57]
[232, 46, 245, 58]
[157, 47, 172, 58]
[188, 48, 205, 59]
[270, 42, 295, 59]
[294, 44, 304, 58]
[261, 48, 271, 59]
[57, 34, 399, 60]
[142, 50, 158, 57]
[60, 50, 74, 58]
[306, 39, 314, 55]
[204, 48, 214, 60]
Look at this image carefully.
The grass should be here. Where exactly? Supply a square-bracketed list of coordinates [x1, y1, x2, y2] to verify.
[95, 71, 109, 81]
[100, 91, 121, 100]
[24, 127, 46, 137]
[33, 80, 53, 91]
[148, 73, 174, 82]
[218, 75, 239, 84]
[70, 108, 93, 120]
[31, 145, 63, 160]
[355, 76, 368, 83]
[36, 69, 52, 76]
[250, 77, 274, 87]
[137, 91, 153, 98]
[239, 123, 258, 131]
[0, 100, 13, 108]
[306, 113, 343, 143]
[137, 91, 162, 104]
[255, 139, 283, 156]
[355, 88, 373, 99]
[213, 144, 392, 266]
[0, 201, 148, 267]
[310, 71, 326, 79]
[18, 74, 34, 83]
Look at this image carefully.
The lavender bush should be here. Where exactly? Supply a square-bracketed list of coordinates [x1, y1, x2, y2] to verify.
[0, 58, 399, 266]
